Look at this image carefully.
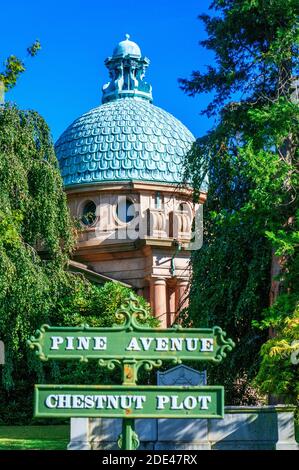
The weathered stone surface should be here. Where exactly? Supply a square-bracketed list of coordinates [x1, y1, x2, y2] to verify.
[136, 419, 157, 441]
[276, 410, 299, 450]
[69, 406, 299, 451]
[67, 418, 91, 450]
[157, 418, 210, 450]
[209, 406, 298, 450]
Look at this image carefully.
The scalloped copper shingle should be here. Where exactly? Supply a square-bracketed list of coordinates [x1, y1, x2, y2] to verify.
[55, 98, 195, 187]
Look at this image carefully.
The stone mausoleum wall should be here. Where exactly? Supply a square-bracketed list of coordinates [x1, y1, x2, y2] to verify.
[68, 406, 298, 450]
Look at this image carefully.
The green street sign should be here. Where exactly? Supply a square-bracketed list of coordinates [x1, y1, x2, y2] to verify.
[28, 297, 234, 366]
[34, 384, 224, 419]
[28, 294, 235, 450]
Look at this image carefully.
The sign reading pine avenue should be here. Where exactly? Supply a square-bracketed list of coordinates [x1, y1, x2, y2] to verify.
[28, 324, 234, 363]
[35, 385, 224, 419]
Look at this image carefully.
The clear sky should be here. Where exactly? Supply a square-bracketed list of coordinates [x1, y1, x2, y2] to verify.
[1, 0, 216, 142]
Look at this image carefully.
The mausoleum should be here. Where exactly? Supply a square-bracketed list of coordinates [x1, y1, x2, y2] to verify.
[55, 35, 207, 326]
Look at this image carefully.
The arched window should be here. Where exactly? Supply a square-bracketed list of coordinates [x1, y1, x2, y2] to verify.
[117, 198, 136, 223]
[81, 201, 97, 226]
[154, 191, 163, 209]
[168, 211, 174, 238]
[178, 203, 186, 232]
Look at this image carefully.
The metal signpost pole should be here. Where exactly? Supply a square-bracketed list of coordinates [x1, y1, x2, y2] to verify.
[119, 360, 139, 450]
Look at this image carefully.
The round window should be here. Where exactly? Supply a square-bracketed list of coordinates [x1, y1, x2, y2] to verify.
[81, 201, 97, 226]
[116, 198, 136, 223]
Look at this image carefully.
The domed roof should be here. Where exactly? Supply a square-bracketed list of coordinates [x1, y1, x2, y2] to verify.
[113, 34, 141, 58]
[55, 98, 194, 187]
[55, 36, 197, 189]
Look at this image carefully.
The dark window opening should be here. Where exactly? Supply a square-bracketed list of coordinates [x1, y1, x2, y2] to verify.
[117, 198, 135, 223]
[82, 201, 97, 226]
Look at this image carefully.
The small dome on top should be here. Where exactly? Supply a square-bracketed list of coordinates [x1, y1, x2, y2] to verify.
[113, 34, 141, 58]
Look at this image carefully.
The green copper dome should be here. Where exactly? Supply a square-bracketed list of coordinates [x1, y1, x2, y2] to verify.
[113, 33, 141, 58]
[55, 36, 196, 188]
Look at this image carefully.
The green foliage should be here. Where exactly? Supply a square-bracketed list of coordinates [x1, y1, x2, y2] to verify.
[180, 0, 299, 116]
[0, 40, 41, 92]
[0, 278, 154, 424]
[181, 0, 298, 404]
[0, 104, 154, 423]
[27, 40, 41, 58]
[254, 307, 299, 401]
[54, 279, 156, 328]
[0, 104, 75, 389]
[253, 216, 299, 402]
[0, 425, 68, 450]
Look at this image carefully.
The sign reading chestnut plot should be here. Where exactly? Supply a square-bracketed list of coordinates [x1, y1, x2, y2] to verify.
[35, 385, 224, 419]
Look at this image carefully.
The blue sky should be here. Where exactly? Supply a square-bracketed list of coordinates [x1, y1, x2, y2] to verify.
[1, 0, 216, 142]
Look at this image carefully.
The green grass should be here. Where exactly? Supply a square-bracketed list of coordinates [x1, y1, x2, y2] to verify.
[0, 425, 69, 450]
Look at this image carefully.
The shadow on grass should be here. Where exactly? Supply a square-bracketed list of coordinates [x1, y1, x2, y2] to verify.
[0, 439, 68, 450]
[0, 425, 69, 450]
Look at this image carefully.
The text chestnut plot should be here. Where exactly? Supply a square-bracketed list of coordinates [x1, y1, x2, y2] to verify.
[34, 385, 224, 419]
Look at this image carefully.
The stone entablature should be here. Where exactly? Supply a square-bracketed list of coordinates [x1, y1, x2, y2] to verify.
[65, 182, 206, 327]
[67, 183, 202, 246]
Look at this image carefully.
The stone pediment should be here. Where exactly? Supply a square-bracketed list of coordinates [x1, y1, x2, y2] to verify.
[157, 365, 207, 386]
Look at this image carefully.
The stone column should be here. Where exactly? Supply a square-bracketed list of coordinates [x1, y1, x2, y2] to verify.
[167, 281, 177, 326]
[150, 277, 167, 328]
[176, 279, 189, 314]
[149, 278, 155, 313]
[68, 418, 91, 450]
[275, 406, 299, 450]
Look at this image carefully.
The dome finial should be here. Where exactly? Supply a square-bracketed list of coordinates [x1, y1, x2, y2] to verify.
[102, 36, 153, 104]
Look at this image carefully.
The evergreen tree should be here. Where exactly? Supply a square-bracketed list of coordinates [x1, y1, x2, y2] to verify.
[180, 0, 298, 404]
